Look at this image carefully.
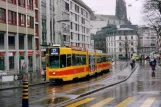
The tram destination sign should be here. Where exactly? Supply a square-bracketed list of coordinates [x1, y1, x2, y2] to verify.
[50, 48, 59, 55]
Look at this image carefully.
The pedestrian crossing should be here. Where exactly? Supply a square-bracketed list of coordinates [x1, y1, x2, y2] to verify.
[65, 96, 159, 107]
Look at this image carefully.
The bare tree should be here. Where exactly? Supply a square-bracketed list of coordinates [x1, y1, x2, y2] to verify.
[143, 0, 161, 49]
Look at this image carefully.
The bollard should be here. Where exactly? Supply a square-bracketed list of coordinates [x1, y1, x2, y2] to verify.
[22, 80, 29, 107]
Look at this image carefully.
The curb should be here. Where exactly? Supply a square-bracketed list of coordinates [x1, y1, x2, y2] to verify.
[56, 65, 138, 107]
[0, 81, 49, 91]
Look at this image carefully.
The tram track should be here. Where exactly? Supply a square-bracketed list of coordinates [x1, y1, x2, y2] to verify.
[29, 62, 128, 105]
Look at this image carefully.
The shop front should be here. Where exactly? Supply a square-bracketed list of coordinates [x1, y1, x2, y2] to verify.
[36, 51, 40, 71]
[0, 52, 5, 70]
[8, 52, 15, 70]
[19, 52, 25, 73]
[28, 51, 33, 72]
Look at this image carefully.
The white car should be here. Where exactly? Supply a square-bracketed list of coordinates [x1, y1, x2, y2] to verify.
[0, 70, 7, 76]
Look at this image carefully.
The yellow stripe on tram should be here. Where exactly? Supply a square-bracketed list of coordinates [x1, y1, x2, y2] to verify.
[115, 97, 134, 107]
[66, 98, 95, 107]
[90, 97, 114, 107]
[140, 97, 156, 107]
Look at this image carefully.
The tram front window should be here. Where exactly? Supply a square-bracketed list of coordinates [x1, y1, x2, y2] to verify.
[49, 55, 59, 68]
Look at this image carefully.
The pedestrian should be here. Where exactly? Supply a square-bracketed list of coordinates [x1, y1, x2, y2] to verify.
[130, 58, 134, 69]
[150, 57, 156, 72]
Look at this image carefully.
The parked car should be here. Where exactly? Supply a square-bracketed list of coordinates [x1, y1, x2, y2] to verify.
[0, 70, 7, 76]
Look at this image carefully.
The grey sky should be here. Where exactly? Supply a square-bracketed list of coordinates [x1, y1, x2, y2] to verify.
[82, 0, 144, 25]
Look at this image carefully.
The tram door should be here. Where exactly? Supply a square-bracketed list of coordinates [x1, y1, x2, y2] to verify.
[89, 54, 94, 72]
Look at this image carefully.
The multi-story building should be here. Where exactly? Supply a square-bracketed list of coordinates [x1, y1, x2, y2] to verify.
[70, 0, 93, 49]
[138, 26, 157, 56]
[90, 0, 131, 35]
[40, 0, 92, 50]
[90, 14, 126, 34]
[106, 27, 138, 59]
[93, 24, 138, 53]
[0, 0, 40, 73]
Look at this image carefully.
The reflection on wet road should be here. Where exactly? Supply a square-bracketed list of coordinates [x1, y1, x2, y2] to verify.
[0, 61, 126, 107]
[64, 62, 161, 107]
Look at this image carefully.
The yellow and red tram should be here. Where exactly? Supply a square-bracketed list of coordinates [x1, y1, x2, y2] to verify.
[45, 46, 112, 83]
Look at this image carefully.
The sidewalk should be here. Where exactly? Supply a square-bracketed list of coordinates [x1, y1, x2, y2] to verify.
[0, 72, 49, 91]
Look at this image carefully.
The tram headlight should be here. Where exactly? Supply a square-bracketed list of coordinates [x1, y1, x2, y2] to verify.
[53, 72, 56, 74]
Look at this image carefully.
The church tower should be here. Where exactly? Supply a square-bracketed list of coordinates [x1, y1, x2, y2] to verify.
[115, 0, 128, 21]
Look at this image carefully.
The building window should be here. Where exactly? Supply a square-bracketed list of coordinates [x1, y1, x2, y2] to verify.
[119, 36, 121, 40]
[42, 32, 46, 45]
[42, 19, 46, 30]
[71, 32, 73, 40]
[131, 42, 133, 46]
[0, 8, 6, 23]
[0, 33, 4, 46]
[35, 10, 38, 22]
[0, 57, 5, 70]
[27, 16, 34, 28]
[8, 34, 15, 50]
[75, 14, 78, 21]
[35, 0, 38, 8]
[70, 22, 73, 29]
[9, 56, 14, 69]
[78, 34, 80, 40]
[131, 48, 134, 51]
[19, 13, 26, 27]
[70, 2, 72, 9]
[75, 4, 79, 13]
[35, 24, 39, 36]
[86, 12, 88, 18]
[18, 0, 26, 7]
[8, 0, 17, 4]
[119, 48, 122, 52]
[75, 24, 78, 31]
[27, 0, 33, 10]
[131, 36, 133, 39]
[81, 17, 85, 24]
[65, 2, 69, 11]
[81, 8, 83, 15]
[8, 10, 17, 25]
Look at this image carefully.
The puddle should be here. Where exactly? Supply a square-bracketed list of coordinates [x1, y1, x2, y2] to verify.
[68, 84, 105, 95]
[41, 97, 70, 105]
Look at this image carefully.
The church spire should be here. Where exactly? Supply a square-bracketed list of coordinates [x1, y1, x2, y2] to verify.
[115, 0, 128, 21]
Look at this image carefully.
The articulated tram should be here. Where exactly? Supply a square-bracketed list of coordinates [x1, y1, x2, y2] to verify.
[45, 46, 112, 84]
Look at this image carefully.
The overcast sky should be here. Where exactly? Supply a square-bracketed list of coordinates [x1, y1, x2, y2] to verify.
[82, 0, 145, 25]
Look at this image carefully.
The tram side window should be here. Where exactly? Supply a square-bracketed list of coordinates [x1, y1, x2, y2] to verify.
[103, 56, 107, 62]
[72, 54, 77, 66]
[82, 55, 86, 65]
[60, 55, 66, 68]
[97, 56, 101, 63]
[67, 54, 71, 67]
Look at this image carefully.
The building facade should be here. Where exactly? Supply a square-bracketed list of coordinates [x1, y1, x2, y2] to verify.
[70, 0, 92, 49]
[90, 15, 126, 34]
[106, 28, 138, 59]
[90, 0, 131, 35]
[138, 26, 157, 56]
[0, 0, 40, 73]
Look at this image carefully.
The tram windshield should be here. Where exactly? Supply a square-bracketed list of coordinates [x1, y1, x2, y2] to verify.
[48, 55, 59, 68]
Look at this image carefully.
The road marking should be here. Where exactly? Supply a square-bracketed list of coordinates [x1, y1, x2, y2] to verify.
[115, 97, 134, 107]
[90, 97, 114, 107]
[66, 98, 95, 107]
[140, 97, 156, 107]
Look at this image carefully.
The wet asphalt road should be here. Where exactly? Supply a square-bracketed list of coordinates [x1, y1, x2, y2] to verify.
[0, 61, 126, 107]
[64, 61, 161, 107]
